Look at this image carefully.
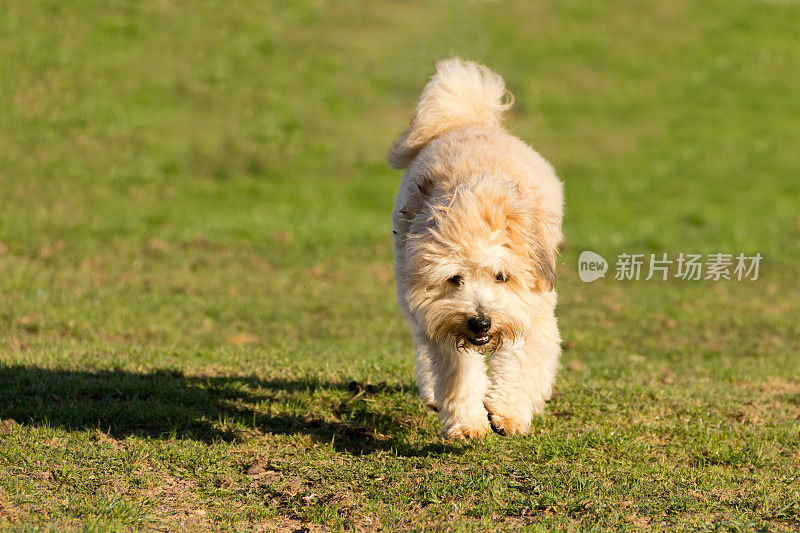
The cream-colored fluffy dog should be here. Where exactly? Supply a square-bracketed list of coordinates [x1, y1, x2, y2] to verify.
[388, 59, 563, 439]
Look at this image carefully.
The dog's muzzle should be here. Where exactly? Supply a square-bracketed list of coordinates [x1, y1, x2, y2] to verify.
[467, 314, 492, 346]
[467, 334, 492, 346]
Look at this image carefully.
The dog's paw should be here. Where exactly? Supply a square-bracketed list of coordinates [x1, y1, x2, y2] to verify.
[440, 411, 490, 439]
[441, 421, 490, 439]
[484, 401, 532, 437]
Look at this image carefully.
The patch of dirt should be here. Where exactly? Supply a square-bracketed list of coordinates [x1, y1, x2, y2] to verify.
[660, 370, 675, 385]
[242, 459, 382, 530]
[190, 235, 210, 248]
[389, 414, 420, 429]
[227, 333, 260, 346]
[0, 493, 21, 522]
[566, 360, 585, 372]
[262, 518, 323, 532]
[3, 337, 26, 351]
[37, 240, 64, 259]
[0, 419, 18, 436]
[144, 471, 210, 530]
[271, 231, 293, 244]
[32, 471, 52, 481]
[367, 262, 393, 284]
[246, 461, 283, 486]
[333, 422, 391, 443]
[93, 429, 120, 448]
[0, 497, 21, 522]
[16, 315, 45, 333]
[145, 238, 170, 256]
[730, 409, 762, 426]
[96, 477, 127, 497]
[759, 377, 800, 395]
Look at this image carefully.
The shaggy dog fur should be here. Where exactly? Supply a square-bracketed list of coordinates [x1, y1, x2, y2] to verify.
[388, 59, 564, 439]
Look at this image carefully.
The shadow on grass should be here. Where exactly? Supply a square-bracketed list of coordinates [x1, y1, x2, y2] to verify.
[0, 365, 459, 457]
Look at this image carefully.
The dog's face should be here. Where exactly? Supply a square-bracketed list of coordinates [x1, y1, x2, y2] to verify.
[404, 179, 556, 351]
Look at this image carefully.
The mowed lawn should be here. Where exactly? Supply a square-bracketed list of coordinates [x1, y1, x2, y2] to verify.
[1, 0, 799, 530]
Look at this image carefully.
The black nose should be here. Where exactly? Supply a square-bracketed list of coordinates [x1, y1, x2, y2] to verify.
[467, 316, 491, 335]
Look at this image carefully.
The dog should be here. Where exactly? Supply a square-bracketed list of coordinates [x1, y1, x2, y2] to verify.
[388, 59, 563, 439]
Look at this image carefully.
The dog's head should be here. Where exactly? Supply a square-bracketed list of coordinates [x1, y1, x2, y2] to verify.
[404, 179, 557, 351]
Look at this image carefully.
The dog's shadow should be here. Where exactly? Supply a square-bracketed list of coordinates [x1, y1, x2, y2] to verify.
[0, 365, 459, 457]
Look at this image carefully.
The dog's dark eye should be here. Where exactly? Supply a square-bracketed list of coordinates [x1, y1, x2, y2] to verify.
[495, 272, 509, 283]
[447, 274, 463, 286]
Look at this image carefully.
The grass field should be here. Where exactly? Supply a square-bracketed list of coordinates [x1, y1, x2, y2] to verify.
[1, 0, 799, 530]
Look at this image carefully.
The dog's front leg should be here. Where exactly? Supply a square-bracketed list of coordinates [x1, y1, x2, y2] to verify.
[484, 326, 561, 436]
[413, 331, 438, 411]
[432, 342, 490, 439]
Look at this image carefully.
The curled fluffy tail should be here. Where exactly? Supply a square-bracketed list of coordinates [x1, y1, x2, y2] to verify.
[387, 58, 513, 169]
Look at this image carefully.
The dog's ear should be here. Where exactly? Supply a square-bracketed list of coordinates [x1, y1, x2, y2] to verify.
[505, 203, 558, 293]
[530, 240, 557, 293]
[529, 208, 560, 292]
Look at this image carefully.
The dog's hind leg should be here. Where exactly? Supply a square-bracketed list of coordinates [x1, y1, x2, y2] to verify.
[431, 341, 491, 439]
[413, 331, 438, 411]
[484, 315, 561, 436]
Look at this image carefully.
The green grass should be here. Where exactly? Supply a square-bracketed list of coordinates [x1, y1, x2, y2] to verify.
[1, 0, 799, 530]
